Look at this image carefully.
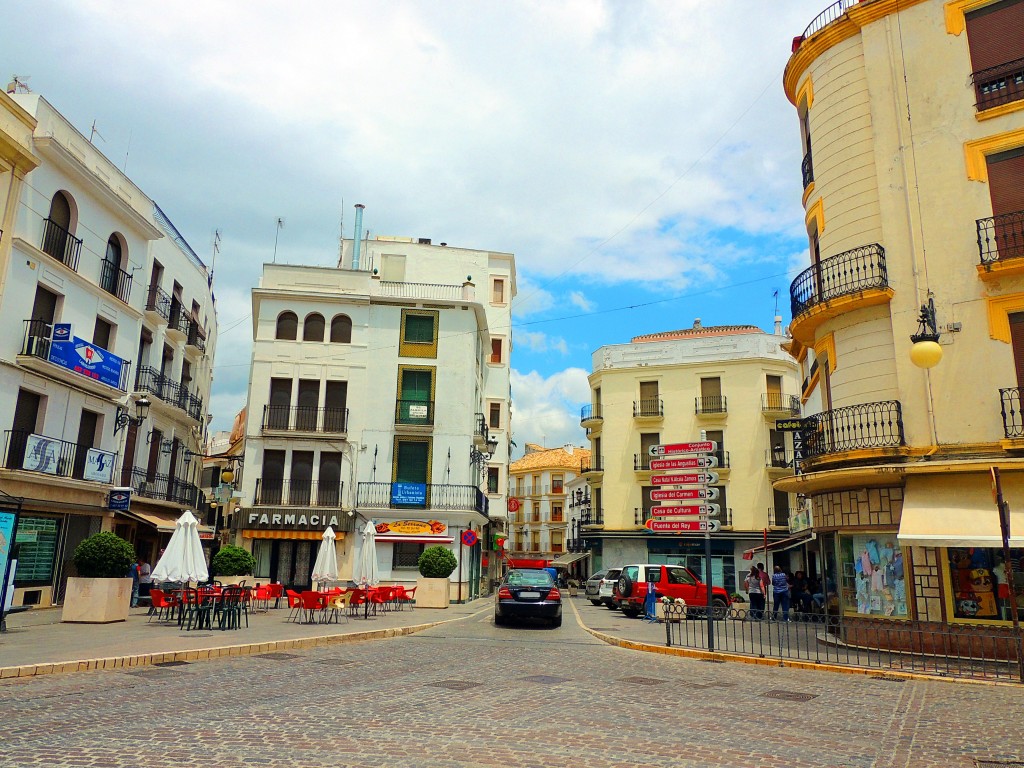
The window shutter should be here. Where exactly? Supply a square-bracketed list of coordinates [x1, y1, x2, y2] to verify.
[396, 440, 429, 484]
[987, 148, 1024, 217]
[966, 0, 1024, 72]
[1009, 312, 1024, 389]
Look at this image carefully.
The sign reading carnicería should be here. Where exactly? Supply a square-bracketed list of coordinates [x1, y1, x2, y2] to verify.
[245, 512, 345, 531]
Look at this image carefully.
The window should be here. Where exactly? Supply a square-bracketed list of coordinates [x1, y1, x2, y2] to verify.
[324, 381, 348, 431]
[296, 380, 320, 430]
[303, 313, 325, 342]
[489, 402, 501, 429]
[267, 378, 292, 429]
[836, 534, 908, 618]
[393, 542, 425, 569]
[398, 367, 434, 425]
[487, 466, 499, 494]
[490, 337, 503, 364]
[966, 0, 1024, 110]
[100, 235, 124, 297]
[552, 474, 564, 494]
[318, 452, 342, 506]
[330, 314, 352, 343]
[516, 477, 524, 496]
[550, 503, 563, 522]
[532, 474, 540, 494]
[275, 311, 298, 340]
[93, 317, 113, 351]
[400, 310, 439, 358]
[551, 531, 563, 553]
[42, 191, 77, 267]
[985, 147, 1024, 264]
[13, 516, 60, 585]
[491, 278, 506, 304]
[641, 486, 656, 523]
[393, 438, 430, 486]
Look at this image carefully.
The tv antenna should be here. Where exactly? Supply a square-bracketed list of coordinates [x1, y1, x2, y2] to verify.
[209, 229, 221, 287]
[6, 75, 30, 94]
[272, 217, 285, 263]
[88, 120, 105, 145]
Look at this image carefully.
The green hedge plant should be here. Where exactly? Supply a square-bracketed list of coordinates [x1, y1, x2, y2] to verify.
[211, 545, 256, 577]
[72, 532, 137, 578]
[418, 545, 457, 578]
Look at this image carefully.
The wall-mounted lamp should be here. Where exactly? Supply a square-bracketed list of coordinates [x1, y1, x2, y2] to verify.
[470, 436, 500, 471]
[772, 443, 788, 468]
[113, 396, 151, 436]
[910, 296, 943, 369]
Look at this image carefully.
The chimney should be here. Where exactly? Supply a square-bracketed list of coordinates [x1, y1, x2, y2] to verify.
[351, 204, 365, 270]
[564, 444, 574, 455]
[774, 315, 783, 335]
[693, 318, 702, 330]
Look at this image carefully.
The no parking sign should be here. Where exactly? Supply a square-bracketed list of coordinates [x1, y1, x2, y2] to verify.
[461, 530, 478, 547]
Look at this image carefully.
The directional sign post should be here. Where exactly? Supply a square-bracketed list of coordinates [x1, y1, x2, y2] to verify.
[648, 456, 718, 472]
[651, 472, 719, 486]
[648, 441, 717, 457]
[650, 487, 719, 502]
[650, 504, 720, 517]
[645, 519, 720, 533]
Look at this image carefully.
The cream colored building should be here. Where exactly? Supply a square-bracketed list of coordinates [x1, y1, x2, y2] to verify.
[582, 321, 801, 593]
[779, 0, 1024, 627]
[507, 443, 589, 572]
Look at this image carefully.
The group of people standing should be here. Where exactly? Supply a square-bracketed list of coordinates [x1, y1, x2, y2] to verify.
[743, 563, 821, 621]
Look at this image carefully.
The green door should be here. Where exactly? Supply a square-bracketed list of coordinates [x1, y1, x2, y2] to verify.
[399, 369, 433, 425]
[393, 440, 430, 508]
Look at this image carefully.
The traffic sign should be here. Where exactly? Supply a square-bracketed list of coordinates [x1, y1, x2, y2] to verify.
[648, 456, 718, 471]
[650, 488, 719, 501]
[775, 418, 812, 431]
[461, 530, 478, 547]
[648, 441, 717, 457]
[646, 519, 721, 533]
[651, 472, 719, 486]
[650, 503, 720, 517]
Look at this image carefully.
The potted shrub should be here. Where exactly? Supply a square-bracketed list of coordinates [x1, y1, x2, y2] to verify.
[62, 531, 137, 623]
[415, 545, 457, 608]
[210, 545, 256, 586]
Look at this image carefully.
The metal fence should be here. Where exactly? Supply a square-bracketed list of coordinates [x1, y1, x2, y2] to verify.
[664, 607, 1024, 683]
[790, 243, 888, 318]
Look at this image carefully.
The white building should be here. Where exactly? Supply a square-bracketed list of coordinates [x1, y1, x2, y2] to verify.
[0, 92, 217, 608]
[237, 215, 514, 600]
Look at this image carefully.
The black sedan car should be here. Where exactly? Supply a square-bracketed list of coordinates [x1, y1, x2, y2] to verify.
[494, 569, 562, 627]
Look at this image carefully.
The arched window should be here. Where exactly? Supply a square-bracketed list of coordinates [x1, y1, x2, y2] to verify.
[42, 191, 79, 267]
[330, 314, 352, 343]
[303, 312, 325, 342]
[276, 311, 298, 340]
[101, 234, 126, 297]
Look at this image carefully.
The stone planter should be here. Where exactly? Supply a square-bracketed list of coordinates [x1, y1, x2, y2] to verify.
[61, 577, 132, 623]
[657, 601, 686, 623]
[415, 576, 452, 608]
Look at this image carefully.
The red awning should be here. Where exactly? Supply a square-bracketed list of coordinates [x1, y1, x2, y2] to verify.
[506, 558, 549, 569]
[742, 532, 815, 560]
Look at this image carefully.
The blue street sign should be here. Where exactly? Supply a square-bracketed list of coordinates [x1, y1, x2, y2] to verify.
[391, 482, 427, 506]
[108, 488, 132, 512]
[52, 323, 72, 342]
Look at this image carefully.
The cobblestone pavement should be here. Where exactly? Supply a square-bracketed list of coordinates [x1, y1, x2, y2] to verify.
[2, 600, 1023, 768]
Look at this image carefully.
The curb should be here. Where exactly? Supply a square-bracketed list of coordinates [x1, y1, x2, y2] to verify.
[567, 601, 1017, 688]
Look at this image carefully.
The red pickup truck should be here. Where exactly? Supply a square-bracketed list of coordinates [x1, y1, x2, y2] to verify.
[614, 563, 731, 618]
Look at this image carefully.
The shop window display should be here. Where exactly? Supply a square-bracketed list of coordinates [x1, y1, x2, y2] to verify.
[947, 547, 1024, 621]
[838, 534, 907, 618]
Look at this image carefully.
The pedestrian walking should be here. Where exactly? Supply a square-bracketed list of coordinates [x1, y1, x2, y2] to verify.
[756, 562, 771, 615]
[129, 560, 141, 608]
[744, 565, 765, 620]
[772, 565, 791, 621]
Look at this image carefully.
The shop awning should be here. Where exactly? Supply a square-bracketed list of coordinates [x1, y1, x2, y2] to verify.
[742, 532, 815, 560]
[549, 552, 589, 567]
[241, 529, 335, 541]
[122, 509, 216, 539]
[898, 474, 1024, 548]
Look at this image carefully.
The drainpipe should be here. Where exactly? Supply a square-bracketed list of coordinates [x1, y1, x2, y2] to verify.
[351, 204, 365, 270]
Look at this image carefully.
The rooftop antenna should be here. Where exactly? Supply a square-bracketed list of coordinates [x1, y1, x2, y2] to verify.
[773, 289, 779, 316]
[209, 229, 221, 287]
[338, 198, 345, 267]
[272, 217, 284, 263]
[122, 129, 132, 173]
[88, 120, 105, 145]
[6, 75, 30, 94]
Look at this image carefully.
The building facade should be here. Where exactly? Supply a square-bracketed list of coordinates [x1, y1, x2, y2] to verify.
[779, 0, 1024, 627]
[1, 93, 217, 607]
[236, 222, 514, 599]
[582, 321, 801, 594]
[507, 444, 590, 573]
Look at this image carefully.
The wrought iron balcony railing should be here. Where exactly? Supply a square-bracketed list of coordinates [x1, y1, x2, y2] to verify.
[21, 320, 130, 391]
[145, 285, 172, 321]
[790, 243, 888, 319]
[262, 405, 349, 433]
[800, 0, 858, 41]
[395, 399, 434, 426]
[973, 56, 1024, 112]
[801, 148, 814, 188]
[100, 260, 133, 304]
[40, 217, 82, 271]
[802, 400, 905, 459]
[3, 429, 117, 482]
[134, 366, 204, 421]
[186, 324, 207, 353]
[580, 456, 603, 474]
[769, 507, 792, 528]
[633, 398, 664, 418]
[763, 392, 801, 414]
[634, 453, 653, 471]
[167, 302, 192, 337]
[977, 210, 1024, 265]
[580, 404, 603, 425]
[695, 395, 728, 414]
[474, 413, 489, 443]
[1000, 387, 1024, 438]
[579, 507, 603, 526]
[766, 447, 796, 469]
[254, 479, 344, 507]
[127, 466, 199, 505]
[356, 482, 488, 515]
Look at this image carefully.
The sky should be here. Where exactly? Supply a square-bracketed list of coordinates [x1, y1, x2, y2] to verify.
[2, 0, 826, 458]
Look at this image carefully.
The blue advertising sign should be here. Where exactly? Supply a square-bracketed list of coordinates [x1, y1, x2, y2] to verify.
[0, 509, 19, 617]
[48, 336, 126, 390]
[391, 482, 427, 506]
[108, 488, 132, 512]
[52, 323, 72, 342]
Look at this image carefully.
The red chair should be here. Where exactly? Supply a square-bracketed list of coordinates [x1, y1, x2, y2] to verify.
[349, 588, 368, 618]
[252, 585, 272, 612]
[266, 583, 284, 609]
[394, 586, 417, 610]
[299, 590, 328, 624]
[285, 589, 304, 622]
[370, 587, 392, 614]
[148, 588, 177, 623]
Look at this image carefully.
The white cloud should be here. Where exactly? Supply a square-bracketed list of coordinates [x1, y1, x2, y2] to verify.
[514, 330, 569, 355]
[510, 367, 591, 455]
[569, 291, 594, 312]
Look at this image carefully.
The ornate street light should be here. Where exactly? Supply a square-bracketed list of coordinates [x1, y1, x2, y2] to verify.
[910, 296, 942, 369]
[113, 396, 151, 436]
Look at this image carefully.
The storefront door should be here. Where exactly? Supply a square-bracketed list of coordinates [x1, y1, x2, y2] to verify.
[269, 540, 316, 591]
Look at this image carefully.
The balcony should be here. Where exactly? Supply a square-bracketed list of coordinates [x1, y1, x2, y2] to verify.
[713, 450, 730, 471]
[185, 323, 207, 355]
[766, 447, 796, 474]
[580, 456, 603, 475]
[254, 479, 344, 507]
[580, 404, 603, 428]
[145, 285, 172, 324]
[262, 405, 349, 434]
[977, 210, 1024, 269]
[356, 482, 489, 516]
[1000, 387, 1024, 439]
[633, 453, 653, 472]
[135, 366, 203, 422]
[40, 218, 82, 272]
[798, 0, 859, 43]
[19, 320, 130, 395]
[99, 260, 133, 305]
[633, 398, 664, 419]
[128, 467, 199, 506]
[395, 399, 434, 427]
[166, 302, 192, 343]
[763, 392, 801, 415]
[378, 281, 463, 301]
[474, 413, 489, 447]
[801, 148, 814, 189]
[769, 507, 792, 529]
[803, 400, 906, 460]
[973, 56, 1024, 112]
[3, 430, 117, 482]
[695, 395, 728, 415]
[579, 507, 603, 526]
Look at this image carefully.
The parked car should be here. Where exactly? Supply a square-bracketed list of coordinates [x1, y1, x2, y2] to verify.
[585, 570, 607, 605]
[494, 569, 562, 627]
[614, 564, 731, 618]
[598, 567, 622, 608]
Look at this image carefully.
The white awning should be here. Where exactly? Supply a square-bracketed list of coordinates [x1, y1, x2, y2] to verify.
[897, 473, 1024, 548]
[549, 552, 589, 567]
[121, 509, 215, 539]
[742, 532, 815, 560]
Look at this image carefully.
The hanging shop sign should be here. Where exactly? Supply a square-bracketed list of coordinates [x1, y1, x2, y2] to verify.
[48, 334, 127, 390]
[107, 488, 132, 512]
[391, 482, 428, 506]
[83, 448, 116, 483]
[375, 520, 448, 536]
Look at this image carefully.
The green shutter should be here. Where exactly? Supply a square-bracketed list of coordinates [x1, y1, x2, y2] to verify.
[395, 441, 429, 484]
[405, 314, 434, 343]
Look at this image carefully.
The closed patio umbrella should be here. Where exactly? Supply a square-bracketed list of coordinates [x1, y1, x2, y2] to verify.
[151, 510, 209, 584]
[310, 526, 339, 589]
[352, 519, 379, 588]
